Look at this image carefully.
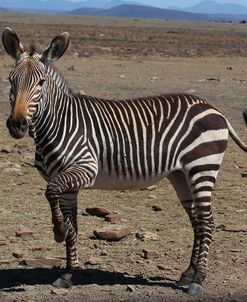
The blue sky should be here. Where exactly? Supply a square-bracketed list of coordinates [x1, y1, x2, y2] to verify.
[68, 0, 247, 7]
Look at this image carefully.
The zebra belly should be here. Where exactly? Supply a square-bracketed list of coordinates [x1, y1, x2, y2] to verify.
[92, 170, 167, 190]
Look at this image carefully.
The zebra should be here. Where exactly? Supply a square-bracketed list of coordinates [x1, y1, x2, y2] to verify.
[2, 27, 247, 296]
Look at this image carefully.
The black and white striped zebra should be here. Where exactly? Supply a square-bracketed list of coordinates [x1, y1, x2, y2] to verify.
[2, 28, 247, 296]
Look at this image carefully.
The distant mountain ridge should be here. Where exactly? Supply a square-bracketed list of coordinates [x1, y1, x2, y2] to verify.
[183, 1, 247, 15]
[71, 4, 209, 20]
[0, 0, 136, 11]
[1, 0, 247, 21]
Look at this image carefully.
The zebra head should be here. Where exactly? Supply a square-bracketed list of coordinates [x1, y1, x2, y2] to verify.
[2, 28, 69, 139]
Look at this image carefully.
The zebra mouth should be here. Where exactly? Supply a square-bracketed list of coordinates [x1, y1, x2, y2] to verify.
[6, 117, 28, 139]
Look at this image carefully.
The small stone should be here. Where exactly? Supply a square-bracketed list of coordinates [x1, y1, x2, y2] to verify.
[105, 212, 119, 223]
[19, 257, 62, 268]
[136, 231, 160, 241]
[141, 185, 157, 191]
[0, 145, 14, 153]
[126, 285, 135, 292]
[16, 225, 34, 238]
[100, 250, 108, 256]
[0, 259, 16, 265]
[142, 249, 159, 259]
[216, 224, 247, 232]
[94, 224, 131, 241]
[227, 66, 233, 70]
[30, 246, 51, 251]
[86, 207, 111, 217]
[0, 234, 7, 246]
[152, 205, 162, 211]
[12, 251, 25, 259]
[157, 264, 166, 270]
[67, 65, 75, 71]
[85, 256, 102, 266]
[51, 288, 69, 295]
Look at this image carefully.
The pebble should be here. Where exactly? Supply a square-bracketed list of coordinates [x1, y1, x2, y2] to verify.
[0, 234, 7, 246]
[136, 231, 160, 241]
[85, 256, 102, 266]
[126, 285, 135, 292]
[86, 207, 111, 217]
[16, 225, 34, 238]
[142, 249, 159, 259]
[12, 251, 25, 259]
[152, 205, 162, 211]
[19, 257, 62, 268]
[105, 212, 119, 223]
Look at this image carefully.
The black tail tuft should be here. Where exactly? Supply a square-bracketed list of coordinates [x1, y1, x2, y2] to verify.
[243, 110, 247, 127]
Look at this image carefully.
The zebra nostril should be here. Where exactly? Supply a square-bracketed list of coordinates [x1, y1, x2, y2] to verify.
[12, 116, 28, 132]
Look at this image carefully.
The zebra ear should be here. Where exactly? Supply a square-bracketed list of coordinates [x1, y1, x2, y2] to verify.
[2, 27, 25, 61]
[42, 32, 69, 63]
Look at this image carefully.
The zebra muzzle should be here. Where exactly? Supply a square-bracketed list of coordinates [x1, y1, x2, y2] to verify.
[6, 115, 28, 139]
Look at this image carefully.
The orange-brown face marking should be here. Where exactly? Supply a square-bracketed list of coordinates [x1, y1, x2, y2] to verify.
[11, 97, 27, 120]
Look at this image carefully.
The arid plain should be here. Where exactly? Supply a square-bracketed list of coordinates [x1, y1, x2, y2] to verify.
[0, 12, 247, 302]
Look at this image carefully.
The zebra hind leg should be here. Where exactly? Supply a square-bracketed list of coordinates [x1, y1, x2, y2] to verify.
[168, 171, 202, 294]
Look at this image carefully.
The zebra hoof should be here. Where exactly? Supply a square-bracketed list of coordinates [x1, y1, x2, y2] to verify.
[53, 222, 70, 243]
[187, 282, 203, 296]
[52, 273, 73, 288]
[177, 273, 193, 287]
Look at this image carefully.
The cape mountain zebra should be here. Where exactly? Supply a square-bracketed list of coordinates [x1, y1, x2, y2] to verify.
[2, 28, 247, 296]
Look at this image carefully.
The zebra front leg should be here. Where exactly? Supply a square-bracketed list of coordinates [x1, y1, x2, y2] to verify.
[52, 192, 79, 289]
[45, 166, 97, 288]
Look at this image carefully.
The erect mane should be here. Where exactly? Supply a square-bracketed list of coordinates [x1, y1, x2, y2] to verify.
[29, 41, 37, 57]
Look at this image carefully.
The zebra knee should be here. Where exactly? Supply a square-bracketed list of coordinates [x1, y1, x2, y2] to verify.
[45, 182, 62, 201]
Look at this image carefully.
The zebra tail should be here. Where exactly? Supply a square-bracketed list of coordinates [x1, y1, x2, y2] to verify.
[226, 119, 247, 152]
[243, 109, 247, 127]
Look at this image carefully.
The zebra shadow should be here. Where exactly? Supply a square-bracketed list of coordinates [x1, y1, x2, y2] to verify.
[0, 267, 185, 293]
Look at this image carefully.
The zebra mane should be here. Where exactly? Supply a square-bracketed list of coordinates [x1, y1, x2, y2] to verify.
[46, 63, 75, 96]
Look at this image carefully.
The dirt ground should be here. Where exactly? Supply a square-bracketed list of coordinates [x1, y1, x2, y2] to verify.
[0, 12, 247, 302]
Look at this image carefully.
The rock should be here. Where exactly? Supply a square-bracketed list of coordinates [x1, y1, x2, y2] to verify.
[105, 212, 119, 223]
[19, 257, 62, 268]
[0, 234, 7, 246]
[141, 185, 157, 191]
[30, 246, 51, 252]
[15, 225, 34, 238]
[126, 285, 135, 292]
[85, 256, 102, 266]
[157, 264, 166, 270]
[227, 66, 233, 70]
[86, 207, 111, 217]
[216, 224, 247, 232]
[0, 259, 17, 265]
[93, 224, 131, 241]
[0, 145, 14, 153]
[51, 288, 69, 295]
[0, 162, 21, 169]
[142, 249, 159, 259]
[12, 251, 25, 259]
[136, 231, 160, 241]
[152, 205, 162, 211]
[0, 294, 16, 302]
[67, 65, 75, 71]
[14, 143, 33, 153]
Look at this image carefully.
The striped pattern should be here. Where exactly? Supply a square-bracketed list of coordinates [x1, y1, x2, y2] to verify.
[4, 32, 247, 295]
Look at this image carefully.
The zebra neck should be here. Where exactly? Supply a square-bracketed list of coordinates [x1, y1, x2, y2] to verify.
[46, 64, 74, 96]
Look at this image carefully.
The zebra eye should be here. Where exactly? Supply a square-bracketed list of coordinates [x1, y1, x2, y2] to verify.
[38, 79, 45, 86]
